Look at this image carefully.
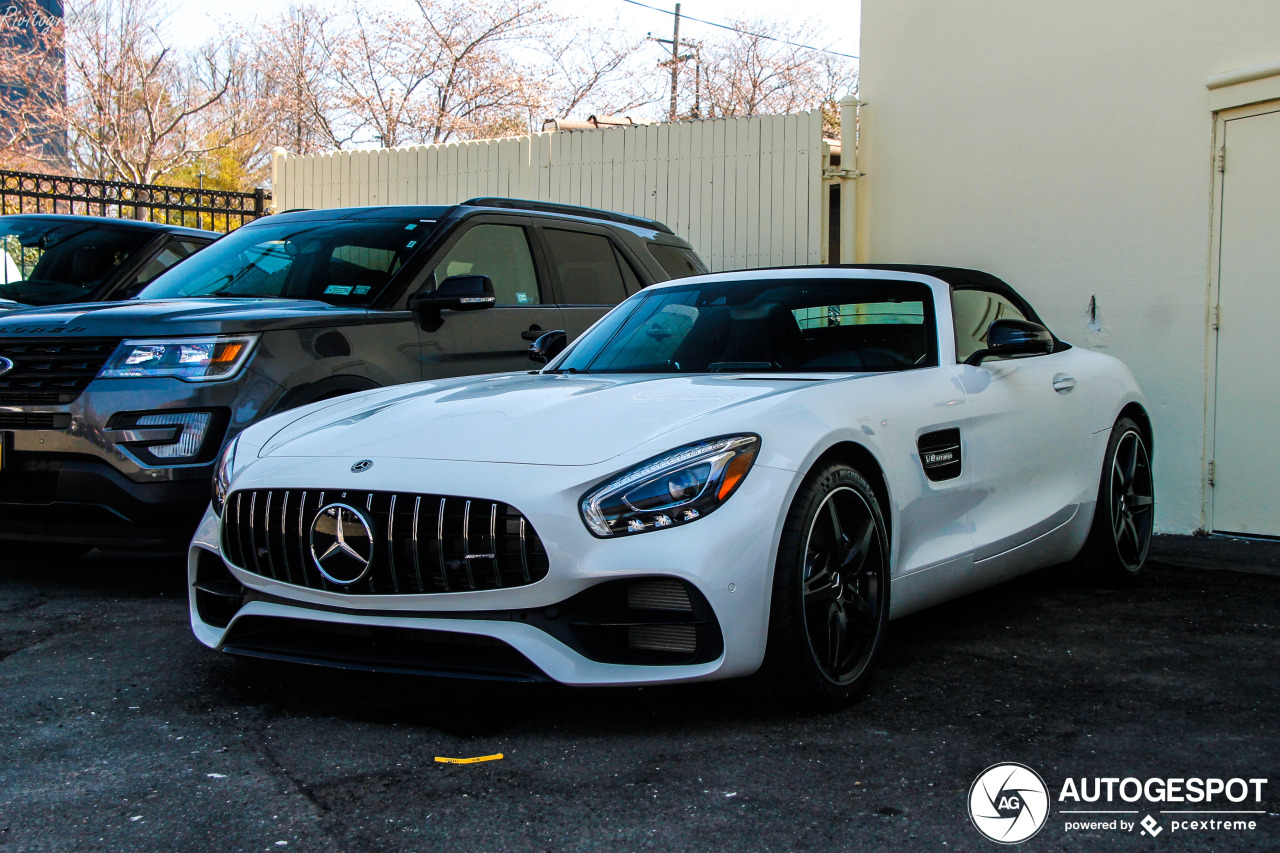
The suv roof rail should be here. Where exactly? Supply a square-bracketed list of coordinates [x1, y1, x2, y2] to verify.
[461, 197, 674, 235]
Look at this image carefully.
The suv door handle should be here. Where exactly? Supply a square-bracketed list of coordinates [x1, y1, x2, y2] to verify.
[1052, 374, 1077, 394]
[521, 326, 544, 341]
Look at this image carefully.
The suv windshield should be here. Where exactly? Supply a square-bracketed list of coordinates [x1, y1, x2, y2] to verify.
[552, 278, 938, 374]
[137, 217, 436, 306]
[0, 218, 156, 306]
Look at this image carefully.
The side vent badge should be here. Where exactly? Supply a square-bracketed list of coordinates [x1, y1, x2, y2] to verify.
[917, 429, 962, 482]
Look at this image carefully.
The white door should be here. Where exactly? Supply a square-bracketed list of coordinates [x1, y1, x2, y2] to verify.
[1213, 108, 1280, 536]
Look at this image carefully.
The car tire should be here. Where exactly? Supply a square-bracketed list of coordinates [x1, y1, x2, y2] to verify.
[751, 463, 891, 710]
[1081, 416, 1154, 582]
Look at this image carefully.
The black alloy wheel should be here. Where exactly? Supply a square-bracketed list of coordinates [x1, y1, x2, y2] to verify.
[1082, 416, 1154, 580]
[752, 463, 890, 709]
[1109, 430, 1154, 569]
[801, 486, 886, 684]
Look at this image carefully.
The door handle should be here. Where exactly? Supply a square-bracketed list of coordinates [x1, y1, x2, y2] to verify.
[1052, 375, 1077, 394]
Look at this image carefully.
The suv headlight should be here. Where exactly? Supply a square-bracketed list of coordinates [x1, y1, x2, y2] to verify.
[212, 436, 239, 516]
[98, 335, 259, 382]
[580, 435, 760, 537]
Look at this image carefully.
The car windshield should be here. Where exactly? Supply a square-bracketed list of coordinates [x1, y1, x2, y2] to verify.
[551, 278, 938, 374]
[0, 217, 156, 306]
[137, 217, 436, 306]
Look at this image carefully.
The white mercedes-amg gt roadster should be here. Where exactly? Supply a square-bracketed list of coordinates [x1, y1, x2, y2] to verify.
[189, 266, 1153, 707]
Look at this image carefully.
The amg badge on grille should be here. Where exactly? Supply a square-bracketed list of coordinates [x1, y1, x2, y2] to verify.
[0, 356, 12, 377]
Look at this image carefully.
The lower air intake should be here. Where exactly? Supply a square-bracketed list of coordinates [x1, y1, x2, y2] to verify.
[627, 624, 698, 654]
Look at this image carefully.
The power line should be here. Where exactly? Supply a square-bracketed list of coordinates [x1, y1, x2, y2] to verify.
[616, 0, 859, 61]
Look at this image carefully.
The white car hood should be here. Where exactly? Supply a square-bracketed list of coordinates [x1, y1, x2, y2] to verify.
[259, 372, 831, 466]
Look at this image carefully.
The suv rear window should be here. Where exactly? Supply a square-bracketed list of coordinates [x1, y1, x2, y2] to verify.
[646, 244, 707, 280]
[137, 219, 435, 305]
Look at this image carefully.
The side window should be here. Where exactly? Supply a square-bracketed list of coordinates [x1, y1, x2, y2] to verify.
[951, 288, 1028, 362]
[542, 228, 629, 306]
[612, 244, 642, 294]
[127, 239, 208, 292]
[647, 244, 707, 279]
[432, 224, 540, 306]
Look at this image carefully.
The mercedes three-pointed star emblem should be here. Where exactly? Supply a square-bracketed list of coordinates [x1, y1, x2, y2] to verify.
[309, 503, 375, 585]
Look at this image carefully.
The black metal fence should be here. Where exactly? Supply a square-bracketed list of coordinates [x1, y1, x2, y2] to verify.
[0, 169, 269, 233]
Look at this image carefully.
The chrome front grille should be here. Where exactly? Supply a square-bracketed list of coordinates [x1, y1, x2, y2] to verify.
[0, 338, 120, 404]
[221, 489, 550, 594]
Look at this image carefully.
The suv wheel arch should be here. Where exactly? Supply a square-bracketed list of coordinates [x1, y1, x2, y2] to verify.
[271, 376, 382, 414]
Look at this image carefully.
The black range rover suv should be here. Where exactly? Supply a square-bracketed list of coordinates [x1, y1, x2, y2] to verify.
[0, 199, 705, 552]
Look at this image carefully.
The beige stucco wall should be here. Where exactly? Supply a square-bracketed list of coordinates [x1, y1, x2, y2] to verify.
[858, 0, 1280, 533]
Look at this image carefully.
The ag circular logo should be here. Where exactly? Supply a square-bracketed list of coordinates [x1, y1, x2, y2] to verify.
[309, 503, 375, 585]
[351, 459, 373, 473]
[0, 356, 13, 377]
[968, 763, 1050, 844]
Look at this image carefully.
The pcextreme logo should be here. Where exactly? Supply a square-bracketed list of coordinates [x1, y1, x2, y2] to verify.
[969, 764, 1271, 844]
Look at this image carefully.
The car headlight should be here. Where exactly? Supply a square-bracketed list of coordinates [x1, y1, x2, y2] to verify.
[211, 436, 239, 516]
[98, 335, 259, 382]
[581, 435, 760, 537]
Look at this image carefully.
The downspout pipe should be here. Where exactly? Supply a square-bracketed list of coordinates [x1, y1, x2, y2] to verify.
[838, 94, 862, 263]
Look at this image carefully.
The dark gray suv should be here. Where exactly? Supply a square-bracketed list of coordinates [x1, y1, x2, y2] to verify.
[0, 199, 705, 552]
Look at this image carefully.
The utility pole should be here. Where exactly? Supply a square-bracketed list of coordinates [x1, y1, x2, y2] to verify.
[669, 3, 681, 122]
[648, 4, 697, 122]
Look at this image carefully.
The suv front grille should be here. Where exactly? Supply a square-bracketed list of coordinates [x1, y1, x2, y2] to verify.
[222, 489, 550, 595]
[0, 338, 120, 404]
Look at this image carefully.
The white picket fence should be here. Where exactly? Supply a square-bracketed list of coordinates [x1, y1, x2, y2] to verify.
[270, 111, 828, 272]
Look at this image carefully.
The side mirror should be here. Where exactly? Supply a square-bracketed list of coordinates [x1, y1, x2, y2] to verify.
[965, 318, 1054, 366]
[529, 330, 567, 364]
[409, 274, 496, 315]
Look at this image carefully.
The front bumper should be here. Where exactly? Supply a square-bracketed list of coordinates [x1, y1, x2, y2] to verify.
[0, 372, 284, 548]
[187, 458, 799, 686]
[0, 461, 209, 547]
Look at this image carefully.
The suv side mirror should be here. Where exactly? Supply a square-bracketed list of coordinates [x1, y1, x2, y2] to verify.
[410, 274, 496, 313]
[409, 275, 496, 331]
[529, 330, 567, 364]
[965, 318, 1054, 366]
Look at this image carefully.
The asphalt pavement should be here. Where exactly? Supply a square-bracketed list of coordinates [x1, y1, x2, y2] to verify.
[0, 536, 1276, 852]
